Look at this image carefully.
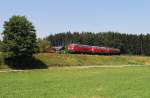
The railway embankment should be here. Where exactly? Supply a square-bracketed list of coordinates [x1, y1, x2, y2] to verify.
[1, 53, 150, 69]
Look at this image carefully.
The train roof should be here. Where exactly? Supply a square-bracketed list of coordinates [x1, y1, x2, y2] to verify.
[68, 44, 120, 50]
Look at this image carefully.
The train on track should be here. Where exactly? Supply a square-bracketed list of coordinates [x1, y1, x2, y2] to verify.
[67, 44, 120, 55]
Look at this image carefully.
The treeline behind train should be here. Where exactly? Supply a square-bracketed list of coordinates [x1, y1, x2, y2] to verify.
[46, 32, 150, 55]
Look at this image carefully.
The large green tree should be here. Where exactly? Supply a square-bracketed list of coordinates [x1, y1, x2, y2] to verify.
[2, 15, 38, 58]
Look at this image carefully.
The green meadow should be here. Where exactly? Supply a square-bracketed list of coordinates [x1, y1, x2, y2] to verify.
[1, 54, 150, 98]
[1, 66, 150, 98]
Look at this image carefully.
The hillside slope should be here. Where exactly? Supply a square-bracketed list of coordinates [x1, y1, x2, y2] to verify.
[1, 53, 150, 69]
[34, 53, 150, 67]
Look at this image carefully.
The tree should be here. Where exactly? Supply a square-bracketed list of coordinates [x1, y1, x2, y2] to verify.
[37, 38, 50, 53]
[0, 40, 3, 52]
[2, 15, 38, 58]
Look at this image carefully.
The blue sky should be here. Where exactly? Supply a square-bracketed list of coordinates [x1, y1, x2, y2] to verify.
[0, 0, 150, 38]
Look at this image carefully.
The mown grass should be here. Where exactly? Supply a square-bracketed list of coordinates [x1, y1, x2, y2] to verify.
[34, 53, 150, 67]
[1, 66, 150, 98]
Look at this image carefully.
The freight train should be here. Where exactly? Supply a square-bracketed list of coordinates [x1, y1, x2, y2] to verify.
[67, 44, 120, 55]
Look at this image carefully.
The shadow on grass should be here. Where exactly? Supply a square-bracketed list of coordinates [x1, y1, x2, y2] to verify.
[4, 57, 48, 70]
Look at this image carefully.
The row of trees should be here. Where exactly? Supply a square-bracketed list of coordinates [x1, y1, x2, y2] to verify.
[46, 32, 150, 55]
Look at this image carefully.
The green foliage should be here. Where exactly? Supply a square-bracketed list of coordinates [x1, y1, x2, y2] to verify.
[0, 40, 3, 52]
[37, 38, 50, 53]
[2, 15, 38, 58]
[0, 53, 4, 67]
[46, 32, 150, 55]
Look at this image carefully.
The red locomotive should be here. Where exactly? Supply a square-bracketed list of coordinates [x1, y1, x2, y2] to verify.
[67, 44, 120, 55]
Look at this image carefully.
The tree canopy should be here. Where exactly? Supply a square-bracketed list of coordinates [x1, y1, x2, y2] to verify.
[2, 15, 38, 58]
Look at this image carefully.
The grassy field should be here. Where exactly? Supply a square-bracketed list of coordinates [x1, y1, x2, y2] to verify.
[0, 66, 150, 98]
[1, 54, 150, 98]
[34, 53, 150, 67]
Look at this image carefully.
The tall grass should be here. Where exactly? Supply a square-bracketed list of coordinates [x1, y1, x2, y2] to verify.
[34, 53, 150, 67]
[1, 53, 150, 69]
